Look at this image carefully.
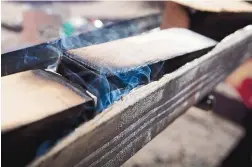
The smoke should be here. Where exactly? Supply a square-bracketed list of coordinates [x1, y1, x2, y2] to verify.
[58, 59, 151, 112]
[59, 24, 137, 50]
[56, 15, 161, 111]
[3, 43, 62, 76]
[98, 66, 151, 111]
[14, 49, 40, 71]
[51, 15, 160, 111]
[21, 14, 161, 160]
[24, 53, 40, 65]
[35, 63, 152, 158]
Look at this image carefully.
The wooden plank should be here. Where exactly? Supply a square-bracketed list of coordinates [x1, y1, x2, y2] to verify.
[2, 69, 93, 131]
[66, 29, 216, 74]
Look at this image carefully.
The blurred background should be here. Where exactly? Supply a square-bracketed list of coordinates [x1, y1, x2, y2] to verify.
[1, 1, 161, 53]
[1, 1, 252, 167]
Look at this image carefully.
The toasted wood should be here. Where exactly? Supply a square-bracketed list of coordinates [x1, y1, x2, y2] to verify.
[66, 29, 216, 74]
[1, 69, 90, 132]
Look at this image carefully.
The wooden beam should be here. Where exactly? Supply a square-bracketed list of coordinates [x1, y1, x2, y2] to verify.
[2, 69, 93, 131]
[66, 29, 216, 74]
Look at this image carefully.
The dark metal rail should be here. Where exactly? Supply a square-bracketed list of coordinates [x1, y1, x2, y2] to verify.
[1, 14, 161, 76]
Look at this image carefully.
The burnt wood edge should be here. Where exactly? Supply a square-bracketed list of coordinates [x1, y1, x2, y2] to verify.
[30, 29, 251, 166]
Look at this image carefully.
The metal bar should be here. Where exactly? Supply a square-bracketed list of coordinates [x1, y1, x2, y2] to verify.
[1, 14, 161, 76]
